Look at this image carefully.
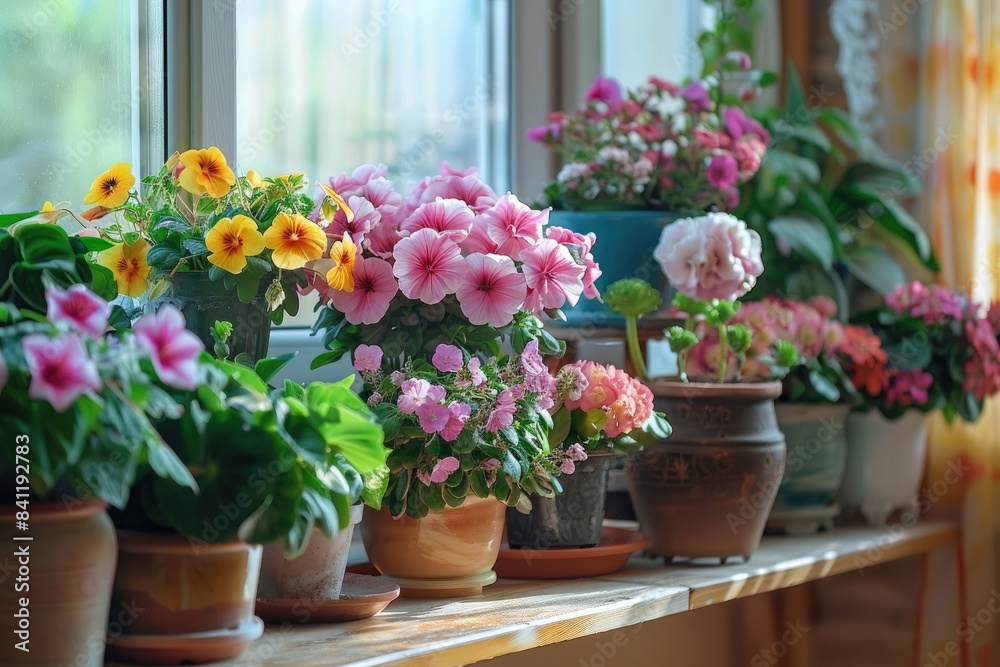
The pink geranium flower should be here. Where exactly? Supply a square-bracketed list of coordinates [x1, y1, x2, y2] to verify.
[456, 253, 528, 327]
[45, 285, 109, 338]
[706, 154, 739, 191]
[482, 193, 547, 260]
[429, 456, 461, 483]
[353, 344, 383, 372]
[400, 198, 475, 243]
[432, 344, 464, 373]
[886, 370, 934, 409]
[441, 402, 472, 442]
[22, 333, 101, 412]
[133, 305, 204, 390]
[521, 239, 586, 314]
[416, 401, 452, 433]
[392, 228, 466, 304]
[331, 256, 398, 325]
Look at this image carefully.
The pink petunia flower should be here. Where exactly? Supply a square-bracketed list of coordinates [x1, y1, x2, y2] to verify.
[133, 306, 204, 390]
[400, 198, 475, 243]
[353, 344, 383, 372]
[45, 285, 109, 338]
[460, 215, 499, 255]
[392, 228, 466, 304]
[22, 333, 101, 412]
[432, 344, 464, 373]
[416, 401, 452, 434]
[429, 456, 461, 483]
[441, 401, 472, 442]
[398, 378, 433, 414]
[482, 193, 548, 261]
[521, 239, 586, 314]
[584, 76, 623, 112]
[326, 196, 380, 245]
[455, 253, 528, 328]
[331, 256, 398, 325]
[706, 154, 739, 191]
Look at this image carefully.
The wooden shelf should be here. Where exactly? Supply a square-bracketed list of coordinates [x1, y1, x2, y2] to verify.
[153, 520, 958, 667]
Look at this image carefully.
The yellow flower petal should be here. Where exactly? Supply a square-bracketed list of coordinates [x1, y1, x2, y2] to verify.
[97, 239, 151, 297]
[83, 163, 135, 209]
[318, 182, 354, 223]
[246, 170, 264, 188]
[205, 214, 265, 274]
[326, 233, 357, 292]
[178, 147, 236, 199]
[263, 212, 327, 270]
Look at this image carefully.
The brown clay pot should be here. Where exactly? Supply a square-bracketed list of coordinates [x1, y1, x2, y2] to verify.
[625, 380, 786, 562]
[112, 532, 262, 635]
[0, 500, 117, 667]
[258, 504, 363, 601]
[362, 495, 505, 597]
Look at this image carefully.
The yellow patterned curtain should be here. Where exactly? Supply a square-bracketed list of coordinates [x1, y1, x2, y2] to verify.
[917, 1, 999, 665]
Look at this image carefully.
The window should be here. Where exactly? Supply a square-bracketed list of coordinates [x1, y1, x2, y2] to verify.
[0, 0, 163, 212]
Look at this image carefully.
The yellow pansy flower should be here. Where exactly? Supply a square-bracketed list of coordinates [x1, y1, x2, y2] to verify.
[178, 147, 236, 198]
[318, 182, 355, 223]
[83, 163, 135, 209]
[246, 170, 264, 188]
[97, 239, 152, 297]
[205, 214, 265, 274]
[263, 212, 327, 270]
[326, 233, 357, 292]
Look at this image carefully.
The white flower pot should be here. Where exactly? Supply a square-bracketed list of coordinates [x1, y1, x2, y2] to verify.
[840, 411, 928, 525]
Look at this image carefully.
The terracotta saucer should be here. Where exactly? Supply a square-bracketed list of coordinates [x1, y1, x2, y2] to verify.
[494, 526, 648, 579]
[256, 573, 400, 623]
[105, 616, 263, 665]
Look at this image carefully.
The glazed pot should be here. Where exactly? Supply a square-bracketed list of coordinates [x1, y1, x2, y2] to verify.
[158, 271, 273, 362]
[840, 410, 929, 525]
[362, 495, 505, 597]
[111, 532, 262, 635]
[0, 500, 116, 667]
[625, 380, 786, 562]
[766, 403, 851, 534]
[258, 505, 363, 601]
[548, 209, 678, 327]
[506, 450, 616, 549]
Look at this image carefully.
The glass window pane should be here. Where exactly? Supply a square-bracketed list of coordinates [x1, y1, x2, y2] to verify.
[0, 0, 139, 212]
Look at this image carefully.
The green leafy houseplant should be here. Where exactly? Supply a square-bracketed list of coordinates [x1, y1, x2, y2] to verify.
[735, 66, 939, 317]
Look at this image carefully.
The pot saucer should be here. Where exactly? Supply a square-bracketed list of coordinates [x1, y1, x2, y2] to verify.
[766, 504, 840, 536]
[390, 569, 498, 598]
[494, 526, 648, 579]
[256, 573, 400, 623]
[105, 616, 263, 665]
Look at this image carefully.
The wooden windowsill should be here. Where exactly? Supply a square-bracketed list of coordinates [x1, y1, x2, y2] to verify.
[128, 520, 959, 667]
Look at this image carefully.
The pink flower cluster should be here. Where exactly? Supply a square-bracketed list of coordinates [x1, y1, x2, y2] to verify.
[309, 163, 602, 325]
[654, 212, 764, 302]
[4, 286, 204, 412]
[562, 360, 654, 438]
[530, 73, 769, 212]
[886, 281, 964, 324]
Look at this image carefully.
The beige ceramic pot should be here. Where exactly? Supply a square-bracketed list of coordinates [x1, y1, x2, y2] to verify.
[626, 380, 786, 562]
[112, 532, 262, 635]
[362, 495, 505, 597]
[258, 504, 363, 600]
[0, 500, 117, 667]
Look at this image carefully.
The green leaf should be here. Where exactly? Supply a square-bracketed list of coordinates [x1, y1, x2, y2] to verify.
[784, 60, 807, 117]
[501, 452, 521, 482]
[842, 246, 906, 295]
[807, 369, 841, 403]
[767, 216, 834, 269]
[789, 124, 831, 152]
[255, 352, 296, 384]
[0, 211, 39, 228]
[183, 238, 209, 256]
[469, 470, 490, 499]
[77, 236, 114, 252]
[840, 186, 938, 270]
[548, 407, 572, 449]
[236, 271, 260, 303]
[310, 350, 345, 369]
[786, 265, 849, 318]
[147, 245, 183, 270]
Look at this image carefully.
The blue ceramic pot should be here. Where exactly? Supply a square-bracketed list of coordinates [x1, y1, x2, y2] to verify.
[548, 209, 679, 328]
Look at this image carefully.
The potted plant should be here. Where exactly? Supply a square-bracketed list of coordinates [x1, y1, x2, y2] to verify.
[506, 360, 671, 549]
[836, 281, 999, 525]
[528, 0, 771, 325]
[736, 66, 939, 318]
[0, 221, 203, 667]
[684, 295, 863, 533]
[607, 212, 799, 562]
[308, 162, 603, 596]
[71, 150, 352, 360]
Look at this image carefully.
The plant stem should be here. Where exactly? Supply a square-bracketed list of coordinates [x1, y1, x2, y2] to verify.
[625, 314, 649, 383]
[716, 324, 729, 383]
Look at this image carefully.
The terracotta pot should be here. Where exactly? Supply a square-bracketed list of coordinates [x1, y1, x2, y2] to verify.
[766, 403, 851, 534]
[362, 495, 505, 597]
[112, 532, 262, 635]
[258, 505, 363, 600]
[625, 380, 786, 561]
[0, 500, 116, 667]
[506, 450, 617, 549]
[839, 410, 929, 525]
